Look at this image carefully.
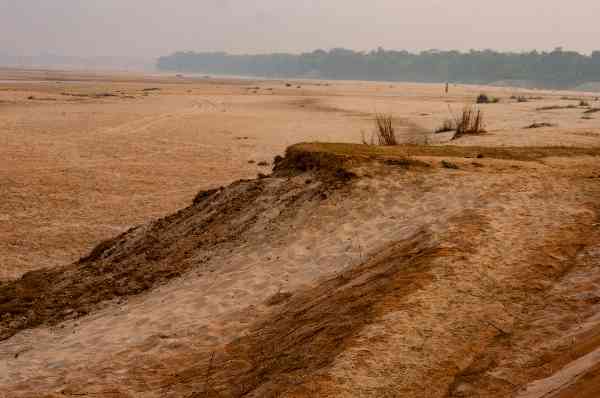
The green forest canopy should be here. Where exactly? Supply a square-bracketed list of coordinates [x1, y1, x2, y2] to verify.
[157, 48, 600, 90]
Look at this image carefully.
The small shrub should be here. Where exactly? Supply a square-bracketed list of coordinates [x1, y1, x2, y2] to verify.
[580, 100, 590, 107]
[476, 93, 490, 104]
[516, 96, 528, 103]
[476, 94, 499, 104]
[374, 113, 398, 145]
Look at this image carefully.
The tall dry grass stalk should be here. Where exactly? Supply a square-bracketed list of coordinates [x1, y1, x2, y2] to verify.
[374, 113, 397, 145]
[453, 106, 485, 139]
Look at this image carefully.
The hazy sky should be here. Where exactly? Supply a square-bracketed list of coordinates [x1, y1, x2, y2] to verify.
[1, 0, 599, 57]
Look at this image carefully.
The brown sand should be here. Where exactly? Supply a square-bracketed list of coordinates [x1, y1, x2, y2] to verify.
[2, 69, 600, 281]
[1, 69, 600, 397]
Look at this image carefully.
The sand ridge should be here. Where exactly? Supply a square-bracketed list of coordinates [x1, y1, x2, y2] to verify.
[0, 148, 599, 396]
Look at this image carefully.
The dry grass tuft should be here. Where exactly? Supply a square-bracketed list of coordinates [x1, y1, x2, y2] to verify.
[436, 106, 485, 138]
[453, 106, 486, 139]
[374, 113, 398, 146]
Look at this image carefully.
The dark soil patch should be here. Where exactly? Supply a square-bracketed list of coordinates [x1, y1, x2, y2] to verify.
[441, 160, 459, 169]
[525, 122, 556, 129]
[537, 105, 579, 111]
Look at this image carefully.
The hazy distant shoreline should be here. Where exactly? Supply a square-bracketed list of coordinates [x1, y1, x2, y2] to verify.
[157, 48, 600, 91]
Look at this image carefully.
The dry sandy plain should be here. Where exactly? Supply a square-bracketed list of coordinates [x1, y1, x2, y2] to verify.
[2, 68, 600, 397]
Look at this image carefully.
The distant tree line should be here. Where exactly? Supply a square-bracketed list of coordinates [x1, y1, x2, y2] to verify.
[157, 48, 600, 89]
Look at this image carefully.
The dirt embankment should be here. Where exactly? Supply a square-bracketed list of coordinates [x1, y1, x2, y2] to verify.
[0, 153, 357, 342]
[2, 144, 600, 397]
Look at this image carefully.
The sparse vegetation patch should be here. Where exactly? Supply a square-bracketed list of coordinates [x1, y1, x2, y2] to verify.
[525, 122, 556, 129]
[453, 106, 486, 139]
[476, 93, 500, 104]
[374, 113, 398, 146]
